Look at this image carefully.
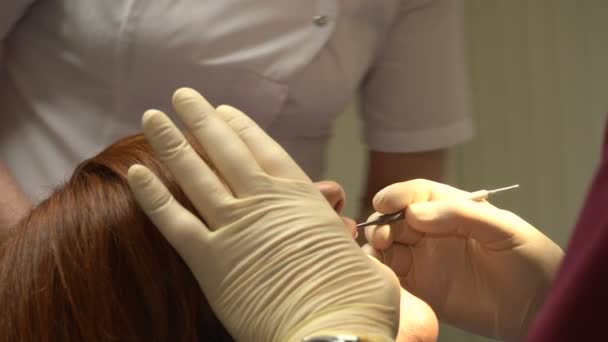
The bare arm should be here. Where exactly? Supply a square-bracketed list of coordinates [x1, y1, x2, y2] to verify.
[0, 159, 31, 233]
[358, 149, 445, 221]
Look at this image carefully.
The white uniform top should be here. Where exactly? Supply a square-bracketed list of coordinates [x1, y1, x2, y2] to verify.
[0, 0, 472, 200]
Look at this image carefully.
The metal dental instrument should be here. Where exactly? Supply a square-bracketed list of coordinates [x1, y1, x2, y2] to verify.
[356, 184, 520, 229]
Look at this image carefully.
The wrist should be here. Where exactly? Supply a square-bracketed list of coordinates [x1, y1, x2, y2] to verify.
[302, 334, 394, 342]
[284, 304, 396, 342]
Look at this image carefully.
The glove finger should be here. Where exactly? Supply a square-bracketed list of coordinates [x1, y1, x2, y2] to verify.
[127, 164, 210, 262]
[364, 213, 425, 250]
[362, 243, 384, 262]
[171, 88, 266, 196]
[373, 179, 471, 214]
[390, 218, 425, 246]
[383, 244, 413, 280]
[364, 217, 394, 251]
[363, 243, 415, 295]
[215, 104, 311, 182]
[141, 109, 233, 227]
[406, 199, 522, 245]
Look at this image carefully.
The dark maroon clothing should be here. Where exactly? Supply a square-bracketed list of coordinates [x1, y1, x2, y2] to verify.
[527, 121, 608, 341]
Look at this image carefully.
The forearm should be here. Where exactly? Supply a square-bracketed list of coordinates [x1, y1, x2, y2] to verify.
[0, 159, 31, 232]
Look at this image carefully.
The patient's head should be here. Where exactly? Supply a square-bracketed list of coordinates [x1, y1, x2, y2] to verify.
[0, 134, 438, 342]
[0, 134, 233, 341]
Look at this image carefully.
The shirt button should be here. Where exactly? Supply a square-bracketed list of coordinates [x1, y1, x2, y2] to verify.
[313, 15, 329, 27]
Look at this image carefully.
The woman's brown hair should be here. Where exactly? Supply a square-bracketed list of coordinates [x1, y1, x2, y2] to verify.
[0, 134, 233, 341]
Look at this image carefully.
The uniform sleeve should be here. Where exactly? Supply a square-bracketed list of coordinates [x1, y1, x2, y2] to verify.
[1, 1, 37, 65]
[0, 1, 36, 40]
[361, 0, 473, 153]
[525, 120, 608, 341]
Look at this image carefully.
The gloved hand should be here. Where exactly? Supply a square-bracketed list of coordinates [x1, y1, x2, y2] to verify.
[364, 179, 564, 340]
[317, 179, 439, 342]
[127, 88, 400, 342]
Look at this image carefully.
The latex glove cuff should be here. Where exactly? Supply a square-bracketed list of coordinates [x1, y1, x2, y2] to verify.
[303, 334, 393, 342]
[303, 335, 359, 342]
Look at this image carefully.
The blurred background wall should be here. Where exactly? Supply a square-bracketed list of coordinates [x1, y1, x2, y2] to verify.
[323, 0, 608, 340]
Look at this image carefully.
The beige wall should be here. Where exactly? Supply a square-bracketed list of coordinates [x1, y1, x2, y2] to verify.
[323, 0, 608, 341]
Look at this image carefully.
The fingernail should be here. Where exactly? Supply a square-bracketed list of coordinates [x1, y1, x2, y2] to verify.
[127, 164, 150, 186]
[372, 188, 390, 208]
[374, 187, 389, 200]
[141, 109, 164, 126]
[172, 87, 198, 102]
[216, 104, 232, 112]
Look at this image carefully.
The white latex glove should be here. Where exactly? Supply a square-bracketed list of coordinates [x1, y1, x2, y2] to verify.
[364, 179, 564, 340]
[316, 182, 440, 342]
[127, 88, 400, 342]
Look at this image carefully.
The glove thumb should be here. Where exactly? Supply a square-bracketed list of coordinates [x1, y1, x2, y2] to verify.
[405, 199, 523, 245]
